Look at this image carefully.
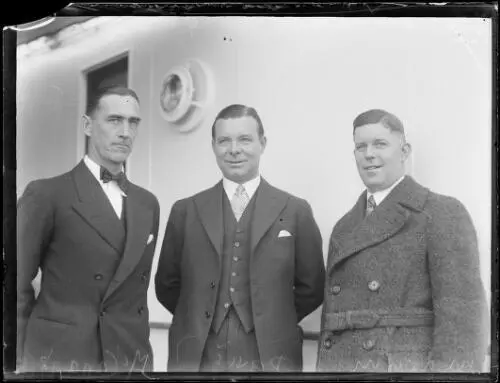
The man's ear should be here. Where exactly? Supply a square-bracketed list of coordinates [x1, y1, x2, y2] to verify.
[82, 114, 92, 137]
[401, 142, 412, 161]
[260, 135, 267, 152]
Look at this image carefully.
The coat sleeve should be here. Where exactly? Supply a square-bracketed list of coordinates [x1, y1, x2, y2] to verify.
[16, 181, 55, 364]
[426, 196, 489, 372]
[155, 200, 186, 315]
[294, 199, 325, 323]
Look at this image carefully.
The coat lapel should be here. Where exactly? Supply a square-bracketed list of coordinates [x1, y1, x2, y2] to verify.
[330, 176, 426, 270]
[250, 179, 288, 256]
[71, 161, 125, 253]
[104, 183, 153, 300]
[194, 181, 224, 259]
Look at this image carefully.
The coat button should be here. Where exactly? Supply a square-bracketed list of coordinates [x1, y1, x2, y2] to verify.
[323, 338, 333, 349]
[210, 281, 216, 288]
[224, 303, 230, 309]
[141, 272, 148, 282]
[330, 285, 341, 295]
[363, 339, 375, 351]
[100, 309, 106, 317]
[368, 280, 381, 292]
[138, 306, 144, 315]
[94, 273, 103, 280]
[205, 311, 211, 318]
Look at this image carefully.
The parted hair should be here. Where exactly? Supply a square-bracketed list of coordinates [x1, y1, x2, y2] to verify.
[353, 109, 405, 139]
[211, 104, 265, 139]
[86, 85, 140, 116]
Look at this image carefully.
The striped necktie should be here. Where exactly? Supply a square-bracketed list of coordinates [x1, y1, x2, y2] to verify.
[231, 184, 250, 222]
[366, 195, 377, 215]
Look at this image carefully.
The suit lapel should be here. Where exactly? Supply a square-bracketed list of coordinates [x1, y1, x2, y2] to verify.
[194, 181, 224, 259]
[71, 161, 124, 253]
[329, 176, 422, 270]
[104, 184, 153, 301]
[250, 179, 288, 256]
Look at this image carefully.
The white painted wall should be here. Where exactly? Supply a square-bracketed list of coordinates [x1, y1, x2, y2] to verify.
[17, 17, 492, 339]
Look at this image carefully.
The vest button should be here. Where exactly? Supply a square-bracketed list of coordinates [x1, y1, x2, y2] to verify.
[363, 339, 375, 351]
[94, 273, 103, 281]
[330, 285, 341, 295]
[231, 272, 237, 277]
[205, 311, 211, 318]
[323, 338, 333, 349]
[234, 241, 240, 248]
[233, 256, 239, 262]
[368, 280, 381, 292]
[230, 287, 235, 293]
[224, 303, 230, 309]
[210, 281, 216, 288]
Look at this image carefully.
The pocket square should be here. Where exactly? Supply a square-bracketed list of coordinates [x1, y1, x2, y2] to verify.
[278, 230, 292, 238]
[147, 234, 154, 245]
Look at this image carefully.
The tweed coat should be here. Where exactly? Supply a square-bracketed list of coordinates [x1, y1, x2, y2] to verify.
[317, 176, 488, 373]
[17, 161, 160, 373]
[155, 178, 325, 372]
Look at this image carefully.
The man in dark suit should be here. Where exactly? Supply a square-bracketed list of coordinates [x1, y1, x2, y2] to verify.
[317, 109, 489, 372]
[155, 104, 325, 372]
[17, 86, 160, 373]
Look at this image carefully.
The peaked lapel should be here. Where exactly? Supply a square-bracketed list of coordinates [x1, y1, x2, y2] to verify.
[250, 178, 289, 257]
[71, 160, 125, 253]
[194, 181, 224, 259]
[104, 183, 153, 301]
[329, 176, 427, 271]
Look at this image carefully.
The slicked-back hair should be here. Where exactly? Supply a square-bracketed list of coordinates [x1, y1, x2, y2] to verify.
[86, 85, 140, 117]
[211, 104, 265, 139]
[353, 109, 406, 140]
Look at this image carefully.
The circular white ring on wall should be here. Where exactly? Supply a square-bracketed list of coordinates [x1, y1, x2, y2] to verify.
[159, 59, 215, 133]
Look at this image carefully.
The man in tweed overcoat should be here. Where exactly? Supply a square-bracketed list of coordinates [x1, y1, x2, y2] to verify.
[317, 109, 488, 372]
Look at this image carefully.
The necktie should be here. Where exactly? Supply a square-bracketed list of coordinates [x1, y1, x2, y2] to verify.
[366, 195, 377, 215]
[231, 184, 250, 222]
[100, 167, 129, 194]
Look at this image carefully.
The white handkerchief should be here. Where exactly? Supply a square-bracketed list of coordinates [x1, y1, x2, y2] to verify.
[278, 229, 292, 238]
[147, 234, 154, 245]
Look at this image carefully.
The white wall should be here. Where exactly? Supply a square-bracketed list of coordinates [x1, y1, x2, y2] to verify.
[17, 17, 492, 333]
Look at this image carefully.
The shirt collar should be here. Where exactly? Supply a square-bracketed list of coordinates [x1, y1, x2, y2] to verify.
[223, 174, 261, 201]
[367, 175, 405, 206]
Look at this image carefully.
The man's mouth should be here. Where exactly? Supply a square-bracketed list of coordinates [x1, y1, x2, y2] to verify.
[365, 165, 381, 170]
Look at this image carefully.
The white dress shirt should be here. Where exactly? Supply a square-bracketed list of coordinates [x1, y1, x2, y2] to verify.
[367, 175, 405, 206]
[223, 174, 261, 203]
[83, 155, 126, 219]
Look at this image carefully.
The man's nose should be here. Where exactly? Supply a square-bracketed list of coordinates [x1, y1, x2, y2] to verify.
[229, 141, 241, 154]
[119, 122, 131, 138]
[364, 145, 375, 158]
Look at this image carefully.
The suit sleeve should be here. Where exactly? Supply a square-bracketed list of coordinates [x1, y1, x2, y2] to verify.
[294, 200, 325, 323]
[155, 200, 185, 315]
[426, 197, 489, 372]
[16, 181, 54, 364]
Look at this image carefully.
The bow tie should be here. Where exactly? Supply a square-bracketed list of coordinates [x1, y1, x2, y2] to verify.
[100, 167, 128, 193]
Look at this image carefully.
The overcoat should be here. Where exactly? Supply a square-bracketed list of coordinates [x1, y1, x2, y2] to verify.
[155, 179, 325, 372]
[317, 176, 488, 372]
[17, 160, 160, 373]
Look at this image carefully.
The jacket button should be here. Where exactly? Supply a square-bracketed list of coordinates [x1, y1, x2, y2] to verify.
[94, 273, 103, 280]
[141, 272, 148, 282]
[100, 309, 106, 317]
[210, 281, 216, 288]
[368, 280, 381, 292]
[363, 339, 375, 351]
[205, 311, 211, 318]
[330, 285, 341, 295]
[323, 338, 333, 349]
[138, 306, 144, 315]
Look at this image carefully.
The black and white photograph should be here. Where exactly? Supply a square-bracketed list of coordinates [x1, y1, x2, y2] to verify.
[4, 3, 496, 380]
